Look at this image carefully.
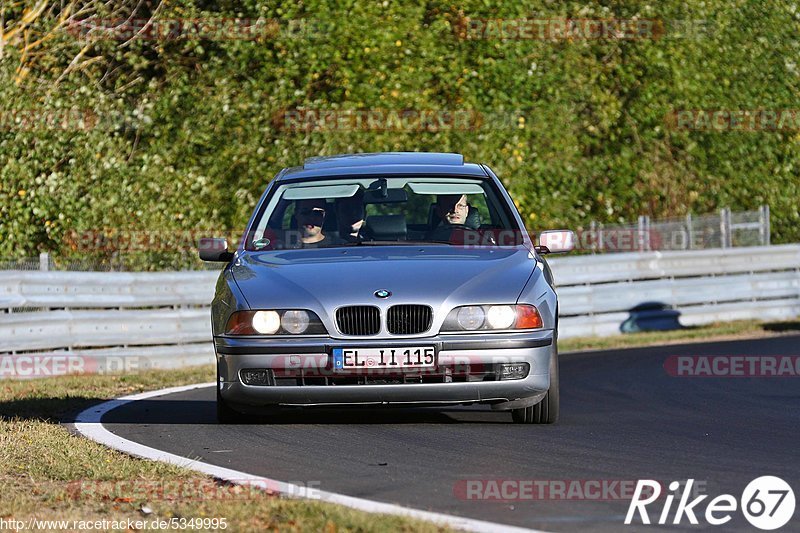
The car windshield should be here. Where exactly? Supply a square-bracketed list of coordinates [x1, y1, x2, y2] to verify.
[245, 176, 525, 251]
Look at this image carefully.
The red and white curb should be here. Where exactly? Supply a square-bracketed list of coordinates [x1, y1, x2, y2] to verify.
[73, 382, 545, 533]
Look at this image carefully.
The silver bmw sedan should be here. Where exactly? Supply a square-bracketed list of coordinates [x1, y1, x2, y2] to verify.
[200, 152, 574, 424]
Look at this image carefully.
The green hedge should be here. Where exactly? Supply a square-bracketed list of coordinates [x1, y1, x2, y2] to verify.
[1, 1, 798, 269]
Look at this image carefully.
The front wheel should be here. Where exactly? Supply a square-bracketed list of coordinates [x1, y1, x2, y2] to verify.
[512, 350, 559, 424]
[216, 368, 246, 424]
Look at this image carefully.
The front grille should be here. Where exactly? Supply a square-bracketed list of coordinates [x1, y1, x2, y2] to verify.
[387, 305, 432, 334]
[336, 305, 381, 335]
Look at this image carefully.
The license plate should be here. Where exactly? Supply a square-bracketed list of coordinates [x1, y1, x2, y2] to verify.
[332, 347, 435, 371]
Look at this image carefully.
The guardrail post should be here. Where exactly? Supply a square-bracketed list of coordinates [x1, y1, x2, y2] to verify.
[637, 216, 643, 252]
[686, 213, 694, 250]
[638, 215, 650, 252]
[759, 205, 770, 246]
[39, 253, 49, 271]
[726, 207, 732, 247]
[720, 208, 731, 248]
[598, 222, 604, 252]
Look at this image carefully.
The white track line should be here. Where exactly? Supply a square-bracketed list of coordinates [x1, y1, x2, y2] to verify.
[73, 382, 545, 533]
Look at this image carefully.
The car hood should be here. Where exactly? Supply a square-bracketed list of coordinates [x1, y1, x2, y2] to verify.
[231, 246, 536, 312]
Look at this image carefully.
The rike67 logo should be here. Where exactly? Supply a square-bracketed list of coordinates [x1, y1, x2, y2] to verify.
[626, 477, 795, 530]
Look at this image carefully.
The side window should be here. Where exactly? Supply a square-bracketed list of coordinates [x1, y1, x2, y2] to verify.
[467, 193, 490, 225]
[281, 202, 295, 229]
[264, 197, 298, 231]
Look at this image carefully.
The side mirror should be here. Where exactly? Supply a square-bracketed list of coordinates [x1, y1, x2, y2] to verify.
[199, 238, 235, 262]
[535, 230, 575, 254]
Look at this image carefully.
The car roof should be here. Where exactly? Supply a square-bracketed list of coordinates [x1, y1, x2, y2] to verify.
[276, 152, 489, 181]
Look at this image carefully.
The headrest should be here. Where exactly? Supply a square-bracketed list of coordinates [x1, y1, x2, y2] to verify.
[428, 203, 440, 228]
[363, 215, 407, 241]
[465, 206, 482, 229]
[322, 201, 338, 231]
[335, 196, 365, 224]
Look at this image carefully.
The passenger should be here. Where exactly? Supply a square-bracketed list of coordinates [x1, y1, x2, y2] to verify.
[292, 199, 339, 248]
[335, 189, 365, 242]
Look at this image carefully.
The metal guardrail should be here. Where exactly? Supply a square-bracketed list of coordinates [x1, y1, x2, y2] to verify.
[559, 299, 800, 339]
[552, 244, 800, 338]
[0, 271, 215, 309]
[0, 271, 218, 377]
[557, 271, 800, 316]
[550, 244, 800, 284]
[1, 245, 798, 377]
[1, 308, 211, 352]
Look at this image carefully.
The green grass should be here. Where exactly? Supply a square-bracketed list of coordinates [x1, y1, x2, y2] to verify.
[560, 318, 800, 353]
[0, 367, 447, 532]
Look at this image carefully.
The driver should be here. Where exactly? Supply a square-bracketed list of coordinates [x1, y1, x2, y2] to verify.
[291, 198, 340, 248]
[428, 194, 469, 241]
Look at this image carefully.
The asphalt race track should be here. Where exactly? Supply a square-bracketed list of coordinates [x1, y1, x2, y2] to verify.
[97, 335, 800, 532]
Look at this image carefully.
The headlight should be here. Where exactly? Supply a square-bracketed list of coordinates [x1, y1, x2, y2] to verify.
[281, 310, 310, 334]
[225, 310, 326, 335]
[486, 305, 516, 329]
[252, 311, 281, 334]
[457, 306, 485, 330]
[442, 304, 543, 332]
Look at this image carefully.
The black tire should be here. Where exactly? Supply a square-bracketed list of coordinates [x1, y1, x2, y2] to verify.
[512, 349, 559, 424]
[216, 385, 246, 424]
[216, 365, 246, 424]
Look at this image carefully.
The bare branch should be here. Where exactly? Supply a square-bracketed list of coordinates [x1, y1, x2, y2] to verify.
[120, 0, 164, 48]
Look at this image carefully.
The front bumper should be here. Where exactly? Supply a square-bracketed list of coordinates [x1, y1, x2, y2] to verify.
[214, 331, 555, 411]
